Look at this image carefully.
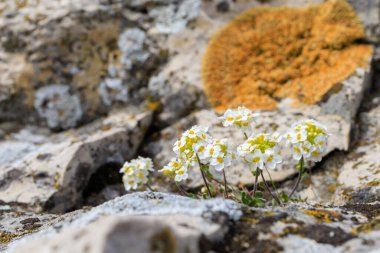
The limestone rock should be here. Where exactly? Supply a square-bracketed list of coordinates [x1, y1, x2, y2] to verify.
[0, 0, 187, 128]
[34, 85, 82, 130]
[348, 0, 380, 42]
[5, 192, 380, 253]
[0, 142, 36, 166]
[333, 95, 380, 205]
[0, 110, 152, 212]
[5, 192, 241, 253]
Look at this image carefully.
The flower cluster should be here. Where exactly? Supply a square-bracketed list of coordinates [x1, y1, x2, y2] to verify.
[219, 106, 260, 132]
[161, 126, 236, 182]
[160, 158, 190, 182]
[157, 106, 330, 204]
[237, 133, 282, 170]
[285, 119, 329, 162]
[199, 138, 235, 171]
[173, 125, 212, 162]
[120, 156, 154, 191]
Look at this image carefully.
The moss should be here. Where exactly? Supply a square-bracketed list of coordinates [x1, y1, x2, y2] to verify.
[301, 209, 342, 223]
[202, 0, 372, 112]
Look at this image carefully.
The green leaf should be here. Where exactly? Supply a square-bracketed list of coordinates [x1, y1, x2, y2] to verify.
[240, 191, 265, 207]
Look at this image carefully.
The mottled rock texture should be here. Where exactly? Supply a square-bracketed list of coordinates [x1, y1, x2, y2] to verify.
[0, 0, 200, 129]
[0, 110, 152, 213]
[4, 192, 380, 253]
[0, 1, 379, 253]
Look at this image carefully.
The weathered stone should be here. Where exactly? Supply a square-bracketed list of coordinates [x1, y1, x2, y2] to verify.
[0, 0, 177, 128]
[147, 0, 201, 34]
[5, 192, 241, 253]
[0, 142, 36, 166]
[6, 193, 380, 253]
[0, 110, 152, 212]
[34, 85, 83, 130]
[347, 0, 380, 43]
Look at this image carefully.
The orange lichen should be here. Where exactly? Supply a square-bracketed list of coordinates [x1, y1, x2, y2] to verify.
[202, 0, 373, 112]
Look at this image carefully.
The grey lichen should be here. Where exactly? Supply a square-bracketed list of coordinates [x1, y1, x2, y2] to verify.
[34, 85, 82, 130]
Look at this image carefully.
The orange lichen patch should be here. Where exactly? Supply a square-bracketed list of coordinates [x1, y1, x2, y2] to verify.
[202, 0, 373, 112]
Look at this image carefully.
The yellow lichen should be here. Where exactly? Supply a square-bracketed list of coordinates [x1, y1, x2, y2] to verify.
[352, 216, 380, 235]
[301, 209, 342, 223]
[366, 180, 380, 187]
[0, 231, 18, 245]
[327, 183, 337, 193]
[202, 0, 373, 112]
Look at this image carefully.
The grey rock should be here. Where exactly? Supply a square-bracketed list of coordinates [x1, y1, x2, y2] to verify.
[321, 68, 373, 124]
[118, 28, 151, 70]
[0, 141, 36, 166]
[348, 0, 380, 43]
[6, 192, 241, 253]
[148, 0, 201, 34]
[0, 110, 152, 212]
[4, 192, 380, 253]
[34, 85, 83, 130]
[98, 78, 128, 107]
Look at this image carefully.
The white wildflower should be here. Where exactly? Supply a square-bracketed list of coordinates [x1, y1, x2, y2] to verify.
[173, 125, 212, 162]
[237, 133, 282, 171]
[219, 106, 260, 132]
[205, 139, 235, 171]
[120, 156, 154, 191]
[285, 119, 329, 162]
[159, 158, 189, 182]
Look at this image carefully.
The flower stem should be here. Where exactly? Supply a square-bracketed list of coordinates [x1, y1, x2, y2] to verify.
[260, 170, 281, 205]
[175, 182, 190, 197]
[289, 157, 304, 198]
[204, 173, 239, 196]
[252, 168, 260, 197]
[222, 169, 228, 198]
[264, 167, 281, 198]
[201, 170, 213, 198]
[146, 183, 155, 192]
[243, 132, 249, 140]
[196, 154, 212, 198]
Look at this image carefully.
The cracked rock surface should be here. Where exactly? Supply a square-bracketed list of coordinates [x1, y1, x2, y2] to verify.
[1, 0, 380, 253]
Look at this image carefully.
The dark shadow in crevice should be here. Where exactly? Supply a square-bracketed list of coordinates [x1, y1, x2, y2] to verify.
[81, 162, 124, 208]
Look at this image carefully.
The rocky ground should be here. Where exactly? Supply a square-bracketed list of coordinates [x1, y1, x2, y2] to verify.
[1, 0, 380, 252]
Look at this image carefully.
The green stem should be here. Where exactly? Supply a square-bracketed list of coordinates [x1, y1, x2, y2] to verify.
[201, 170, 213, 198]
[289, 157, 304, 198]
[196, 154, 212, 198]
[222, 169, 228, 198]
[146, 183, 155, 192]
[204, 173, 239, 196]
[252, 168, 260, 197]
[260, 170, 281, 205]
[175, 182, 190, 197]
[264, 167, 281, 198]
[243, 132, 249, 140]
